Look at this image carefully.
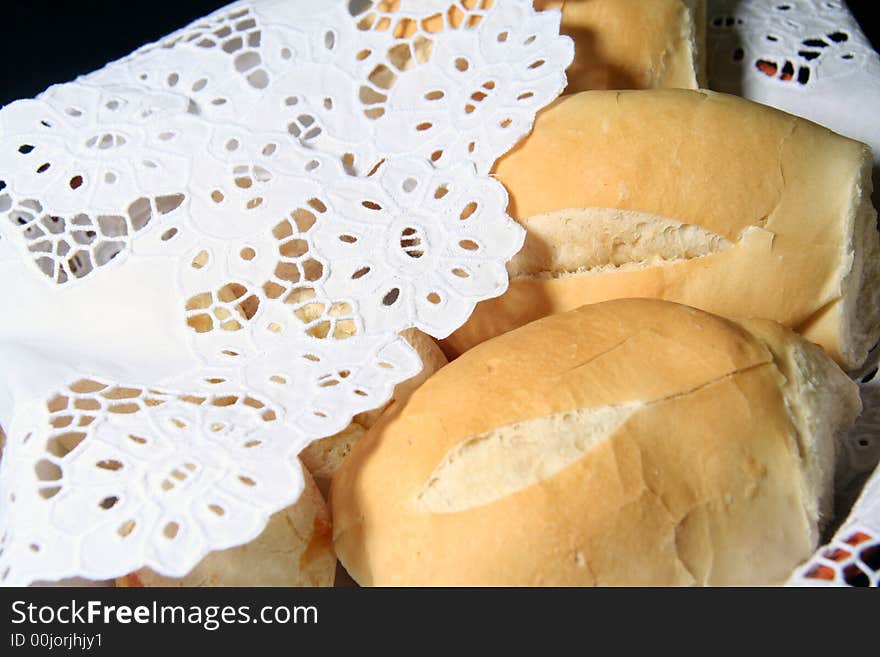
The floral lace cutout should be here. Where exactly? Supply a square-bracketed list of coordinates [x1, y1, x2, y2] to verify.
[709, 0, 878, 87]
[0, 0, 573, 585]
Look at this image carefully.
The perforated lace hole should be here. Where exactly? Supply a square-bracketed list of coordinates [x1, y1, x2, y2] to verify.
[46, 432, 86, 457]
[383, 288, 400, 305]
[238, 475, 256, 487]
[804, 562, 835, 579]
[860, 545, 880, 570]
[240, 247, 256, 260]
[191, 250, 209, 269]
[460, 201, 478, 220]
[400, 227, 423, 258]
[352, 266, 370, 279]
[455, 57, 470, 72]
[341, 152, 356, 173]
[96, 459, 123, 471]
[757, 59, 779, 76]
[38, 487, 61, 500]
[117, 520, 136, 538]
[69, 175, 84, 190]
[161, 228, 178, 241]
[308, 198, 327, 213]
[843, 564, 870, 587]
[99, 496, 119, 510]
[427, 292, 441, 304]
[234, 51, 261, 73]
[248, 70, 269, 89]
[163, 522, 180, 539]
[35, 459, 62, 482]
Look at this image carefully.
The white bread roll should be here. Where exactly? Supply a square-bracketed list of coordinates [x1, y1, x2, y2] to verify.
[299, 328, 447, 495]
[535, 0, 704, 92]
[332, 299, 861, 586]
[118, 461, 335, 587]
[443, 89, 880, 370]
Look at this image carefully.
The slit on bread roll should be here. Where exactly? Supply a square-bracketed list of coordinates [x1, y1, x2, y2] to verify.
[332, 299, 861, 586]
[443, 89, 880, 371]
[118, 461, 335, 587]
[535, 0, 705, 92]
[299, 328, 447, 495]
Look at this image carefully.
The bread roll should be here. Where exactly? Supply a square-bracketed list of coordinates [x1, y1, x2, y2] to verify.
[118, 462, 335, 587]
[300, 328, 447, 495]
[535, 0, 704, 92]
[443, 89, 880, 370]
[332, 299, 861, 586]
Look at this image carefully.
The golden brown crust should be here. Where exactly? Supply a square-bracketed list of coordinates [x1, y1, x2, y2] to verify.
[535, 0, 702, 92]
[443, 89, 878, 369]
[332, 299, 860, 586]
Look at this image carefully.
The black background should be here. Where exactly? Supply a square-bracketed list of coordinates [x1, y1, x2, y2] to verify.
[0, 0, 876, 106]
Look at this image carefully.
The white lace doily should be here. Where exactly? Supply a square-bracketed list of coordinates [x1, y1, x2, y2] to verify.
[707, 0, 880, 173]
[0, 0, 573, 586]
